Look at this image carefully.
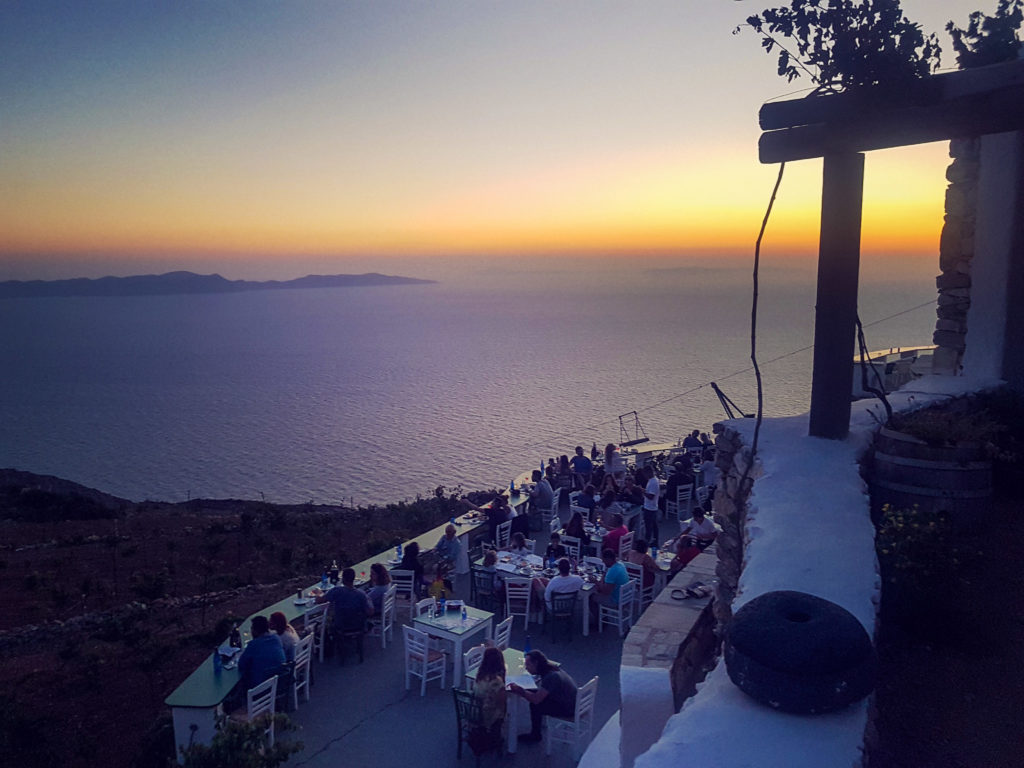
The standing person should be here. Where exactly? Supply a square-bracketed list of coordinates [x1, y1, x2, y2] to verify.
[268, 611, 300, 664]
[237, 615, 285, 692]
[641, 465, 660, 544]
[473, 647, 508, 744]
[569, 446, 593, 490]
[699, 452, 719, 500]
[507, 650, 578, 743]
[555, 455, 574, 497]
[605, 443, 625, 483]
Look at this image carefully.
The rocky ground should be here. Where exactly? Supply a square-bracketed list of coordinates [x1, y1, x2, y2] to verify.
[0, 469, 476, 767]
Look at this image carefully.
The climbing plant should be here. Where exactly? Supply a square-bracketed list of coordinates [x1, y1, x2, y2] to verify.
[735, 0, 941, 92]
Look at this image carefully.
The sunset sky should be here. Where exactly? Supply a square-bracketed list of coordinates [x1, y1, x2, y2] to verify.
[0, 1, 986, 280]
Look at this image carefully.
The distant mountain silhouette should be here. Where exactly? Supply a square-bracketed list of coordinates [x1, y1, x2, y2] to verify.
[0, 270, 436, 298]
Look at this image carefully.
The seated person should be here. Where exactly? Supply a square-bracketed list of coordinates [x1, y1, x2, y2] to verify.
[617, 475, 644, 507]
[320, 567, 373, 634]
[393, 541, 425, 597]
[473, 647, 508, 745]
[663, 458, 695, 512]
[563, 510, 591, 551]
[268, 611, 300, 664]
[590, 548, 629, 609]
[682, 429, 703, 449]
[574, 484, 598, 514]
[668, 508, 718, 572]
[570, 446, 593, 489]
[545, 532, 567, 563]
[624, 538, 659, 589]
[508, 650, 577, 743]
[543, 557, 584, 608]
[529, 469, 554, 513]
[237, 615, 286, 692]
[600, 511, 628, 555]
[428, 562, 454, 601]
[482, 494, 511, 543]
[508, 531, 532, 556]
[366, 562, 392, 614]
[481, 548, 504, 598]
[434, 523, 462, 570]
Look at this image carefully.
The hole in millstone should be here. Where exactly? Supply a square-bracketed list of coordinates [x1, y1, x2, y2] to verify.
[785, 611, 811, 623]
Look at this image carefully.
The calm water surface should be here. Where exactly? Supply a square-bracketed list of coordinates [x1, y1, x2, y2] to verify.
[0, 260, 937, 504]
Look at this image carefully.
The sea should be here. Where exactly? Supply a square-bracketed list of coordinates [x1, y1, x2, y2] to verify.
[0, 255, 939, 506]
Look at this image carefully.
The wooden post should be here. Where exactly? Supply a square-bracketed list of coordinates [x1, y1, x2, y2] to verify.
[809, 153, 864, 439]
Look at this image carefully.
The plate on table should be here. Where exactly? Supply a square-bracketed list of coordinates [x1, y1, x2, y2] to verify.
[293, 597, 313, 606]
[543, 568, 557, 578]
[387, 558, 401, 566]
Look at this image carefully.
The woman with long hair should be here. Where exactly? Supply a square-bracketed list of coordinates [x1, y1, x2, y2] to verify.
[474, 646, 508, 734]
[367, 562, 391, 614]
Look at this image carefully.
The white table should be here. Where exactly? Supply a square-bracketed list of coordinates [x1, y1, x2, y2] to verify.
[414, 605, 493, 681]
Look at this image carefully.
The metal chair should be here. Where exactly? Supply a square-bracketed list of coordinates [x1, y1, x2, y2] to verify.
[544, 590, 578, 643]
[544, 676, 599, 759]
[403, 626, 446, 696]
[598, 580, 636, 637]
[453, 687, 502, 765]
[496, 520, 512, 550]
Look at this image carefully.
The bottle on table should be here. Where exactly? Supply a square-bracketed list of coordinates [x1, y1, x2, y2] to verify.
[229, 623, 241, 649]
[212, 648, 222, 675]
[397, 542, 403, 559]
[320, 571, 329, 591]
[524, 634, 532, 653]
[439, 596, 446, 616]
[461, 606, 467, 623]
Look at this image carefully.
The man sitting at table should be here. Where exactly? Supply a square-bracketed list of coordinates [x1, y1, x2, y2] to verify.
[668, 508, 718, 572]
[617, 474, 644, 507]
[435, 523, 461, 570]
[662, 458, 695, 514]
[590, 548, 630, 611]
[508, 650, 578, 744]
[529, 468, 554, 514]
[237, 615, 286, 693]
[543, 557, 584, 609]
[320, 567, 373, 632]
[600, 511, 628, 556]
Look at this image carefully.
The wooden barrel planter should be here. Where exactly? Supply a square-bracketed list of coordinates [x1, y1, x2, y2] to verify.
[869, 426, 992, 531]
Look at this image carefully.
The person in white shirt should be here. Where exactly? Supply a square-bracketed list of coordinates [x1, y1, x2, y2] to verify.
[699, 455, 719, 496]
[543, 558, 584, 608]
[641, 465, 660, 544]
[669, 508, 718, 572]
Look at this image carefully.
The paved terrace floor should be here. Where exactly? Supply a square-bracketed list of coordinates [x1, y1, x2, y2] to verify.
[282, 515, 684, 768]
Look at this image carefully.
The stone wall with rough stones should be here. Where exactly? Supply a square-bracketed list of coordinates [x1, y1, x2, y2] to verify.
[710, 423, 758, 633]
[933, 137, 980, 375]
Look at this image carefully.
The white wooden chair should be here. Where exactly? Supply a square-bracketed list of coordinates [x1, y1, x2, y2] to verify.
[549, 515, 561, 534]
[303, 603, 329, 664]
[623, 561, 654, 621]
[493, 615, 514, 650]
[504, 577, 533, 629]
[541, 488, 561, 530]
[290, 633, 314, 709]
[403, 625, 446, 696]
[462, 644, 486, 689]
[523, 538, 536, 554]
[599, 580, 636, 637]
[231, 675, 278, 746]
[560, 535, 581, 560]
[669, 485, 694, 524]
[618, 531, 634, 560]
[366, 583, 397, 648]
[390, 569, 416, 623]
[545, 676, 599, 759]
[496, 520, 512, 550]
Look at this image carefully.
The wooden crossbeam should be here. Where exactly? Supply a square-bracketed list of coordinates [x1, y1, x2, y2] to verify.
[759, 59, 1024, 163]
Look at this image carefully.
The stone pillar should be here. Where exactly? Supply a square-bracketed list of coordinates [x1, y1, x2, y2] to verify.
[932, 138, 980, 375]
[710, 425, 757, 632]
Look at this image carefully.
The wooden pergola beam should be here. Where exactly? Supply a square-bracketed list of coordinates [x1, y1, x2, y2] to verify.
[759, 59, 1024, 163]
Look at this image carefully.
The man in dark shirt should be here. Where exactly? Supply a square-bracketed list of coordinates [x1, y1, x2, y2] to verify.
[508, 649, 578, 742]
[321, 567, 373, 632]
[569, 445, 593, 490]
[237, 614, 286, 692]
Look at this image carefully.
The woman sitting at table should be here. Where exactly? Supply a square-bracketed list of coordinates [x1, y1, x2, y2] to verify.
[394, 541, 425, 598]
[564, 510, 591, 551]
[472, 647, 507, 748]
[508, 532, 532, 556]
[366, 563, 392, 614]
[269, 611, 300, 664]
[575, 484, 598, 515]
[624, 539, 658, 590]
[482, 549, 505, 598]
[668, 508, 718, 573]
